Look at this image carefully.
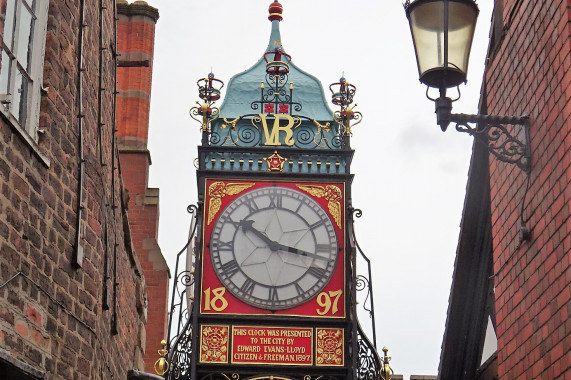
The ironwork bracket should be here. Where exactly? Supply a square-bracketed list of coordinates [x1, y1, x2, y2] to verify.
[452, 113, 531, 173]
[436, 97, 531, 173]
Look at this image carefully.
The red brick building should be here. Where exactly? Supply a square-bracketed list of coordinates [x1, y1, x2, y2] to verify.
[439, 1, 570, 379]
[0, 0, 168, 378]
[116, 0, 170, 373]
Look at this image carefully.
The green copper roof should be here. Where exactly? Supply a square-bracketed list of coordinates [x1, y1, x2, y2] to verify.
[218, 19, 334, 121]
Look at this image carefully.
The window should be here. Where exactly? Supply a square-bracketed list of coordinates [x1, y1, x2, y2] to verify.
[0, 0, 48, 140]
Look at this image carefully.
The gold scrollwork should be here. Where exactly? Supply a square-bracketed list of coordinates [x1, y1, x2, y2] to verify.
[312, 119, 331, 134]
[221, 373, 240, 380]
[292, 115, 302, 129]
[189, 102, 220, 132]
[221, 117, 241, 130]
[250, 114, 262, 129]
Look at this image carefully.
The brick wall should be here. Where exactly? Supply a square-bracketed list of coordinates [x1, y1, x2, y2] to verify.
[486, 0, 570, 378]
[116, 1, 170, 373]
[0, 0, 152, 378]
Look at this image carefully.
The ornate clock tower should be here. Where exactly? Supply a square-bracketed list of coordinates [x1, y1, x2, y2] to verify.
[159, 2, 386, 380]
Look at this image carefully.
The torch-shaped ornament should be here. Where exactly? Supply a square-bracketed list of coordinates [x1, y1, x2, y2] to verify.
[189, 73, 224, 132]
[330, 76, 362, 136]
[380, 346, 394, 380]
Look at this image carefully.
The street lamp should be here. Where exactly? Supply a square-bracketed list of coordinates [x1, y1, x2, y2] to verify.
[405, 0, 531, 173]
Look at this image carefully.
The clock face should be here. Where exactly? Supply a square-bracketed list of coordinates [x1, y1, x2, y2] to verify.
[209, 186, 338, 310]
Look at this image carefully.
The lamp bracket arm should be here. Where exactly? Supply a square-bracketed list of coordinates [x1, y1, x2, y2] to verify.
[452, 113, 531, 173]
[450, 113, 528, 126]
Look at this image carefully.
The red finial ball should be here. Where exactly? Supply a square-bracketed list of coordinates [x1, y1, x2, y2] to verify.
[268, 0, 283, 22]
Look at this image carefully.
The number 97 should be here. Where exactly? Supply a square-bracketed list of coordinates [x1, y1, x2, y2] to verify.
[316, 290, 342, 315]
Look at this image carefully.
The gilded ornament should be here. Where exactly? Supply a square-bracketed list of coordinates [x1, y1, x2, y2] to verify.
[154, 339, 169, 375]
[312, 119, 331, 133]
[380, 346, 394, 380]
[264, 150, 287, 171]
[315, 328, 344, 366]
[200, 325, 229, 363]
[296, 184, 342, 228]
[207, 182, 255, 224]
[221, 117, 241, 130]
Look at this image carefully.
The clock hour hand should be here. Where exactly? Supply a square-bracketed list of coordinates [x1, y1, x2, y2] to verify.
[240, 219, 281, 251]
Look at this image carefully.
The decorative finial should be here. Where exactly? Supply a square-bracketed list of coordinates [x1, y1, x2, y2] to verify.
[380, 346, 394, 380]
[330, 76, 362, 136]
[154, 340, 169, 376]
[268, 0, 283, 22]
[189, 72, 224, 132]
[264, 46, 291, 75]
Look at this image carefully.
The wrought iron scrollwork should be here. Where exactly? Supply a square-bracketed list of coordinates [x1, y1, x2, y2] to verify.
[211, 115, 345, 149]
[198, 374, 343, 380]
[454, 118, 531, 172]
[349, 206, 383, 379]
[356, 323, 382, 380]
[350, 208, 377, 348]
[163, 204, 200, 379]
[251, 50, 301, 115]
[356, 275, 373, 315]
[167, 305, 193, 379]
[435, 95, 531, 173]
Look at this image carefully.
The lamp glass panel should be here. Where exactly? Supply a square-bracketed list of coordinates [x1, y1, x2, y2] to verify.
[409, 1, 445, 79]
[447, 2, 478, 77]
[408, 0, 478, 88]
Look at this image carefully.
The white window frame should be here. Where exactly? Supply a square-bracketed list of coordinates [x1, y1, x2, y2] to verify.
[0, 0, 48, 144]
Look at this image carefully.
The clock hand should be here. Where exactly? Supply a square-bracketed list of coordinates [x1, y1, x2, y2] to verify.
[240, 220, 331, 262]
[275, 244, 332, 263]
[240, 220, 281, 251]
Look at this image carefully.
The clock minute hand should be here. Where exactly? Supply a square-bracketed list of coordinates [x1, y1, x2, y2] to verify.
[277, 244, 332, 263]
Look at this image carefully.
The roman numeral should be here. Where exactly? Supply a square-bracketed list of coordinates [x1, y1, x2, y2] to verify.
[220, 260, 240, 277]
[294, 283, 304, 295]
[268, 194, 283, 208]
[240, 278, 256, 295]
[244, 198, 259, 213]
[215, 241, 233, 251]
[315, 244, 331, 252]
[295, 201, 303, 213]
[269, 287, 279, 301]
[307, 266, 326, 279]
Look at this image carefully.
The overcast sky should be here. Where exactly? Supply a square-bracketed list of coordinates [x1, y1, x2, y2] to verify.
[145, 1, 493, 377]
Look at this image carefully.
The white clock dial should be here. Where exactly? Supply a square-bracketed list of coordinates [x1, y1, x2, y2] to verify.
[209, 185, 339, 310]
